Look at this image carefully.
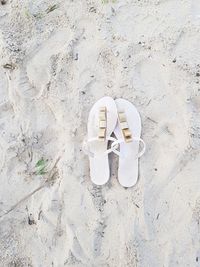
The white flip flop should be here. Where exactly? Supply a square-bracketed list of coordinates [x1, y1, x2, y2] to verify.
[83, 96, 118, 185]
[112, 98, 146, 187]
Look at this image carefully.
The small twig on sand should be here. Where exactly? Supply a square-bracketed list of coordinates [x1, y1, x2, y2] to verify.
[0, 184, 46, 219]
[3, 63, 15, 70]
[0, 155, 62, 220]
[46, 4, 59, 14]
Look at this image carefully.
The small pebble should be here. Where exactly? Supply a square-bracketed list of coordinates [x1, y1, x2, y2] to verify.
[1, 0, 7, 5]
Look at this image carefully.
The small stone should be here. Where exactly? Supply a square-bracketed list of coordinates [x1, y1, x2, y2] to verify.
[1, 0, 7, 5]
[28, 214, 36, 225]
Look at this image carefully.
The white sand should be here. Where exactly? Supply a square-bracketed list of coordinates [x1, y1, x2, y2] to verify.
[0, 0, 200, 266]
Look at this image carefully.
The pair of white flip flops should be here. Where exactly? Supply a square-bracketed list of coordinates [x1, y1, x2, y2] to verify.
[83, 97, 146, 187]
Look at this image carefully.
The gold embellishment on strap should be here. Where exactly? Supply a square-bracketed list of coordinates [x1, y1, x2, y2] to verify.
[98, 107, 107, 141]
[118, 111, 132, 143]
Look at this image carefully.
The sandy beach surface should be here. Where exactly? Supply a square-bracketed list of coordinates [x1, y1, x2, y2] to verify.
[0, 0, 200, 266]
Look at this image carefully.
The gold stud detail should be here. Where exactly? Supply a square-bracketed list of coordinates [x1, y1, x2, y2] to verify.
[120, 121, 129, 130]
[118, 111, 132, 143]
[118, 112, 126, 122]
[99, 120, 106, 128]
[98, 107, 107, 141]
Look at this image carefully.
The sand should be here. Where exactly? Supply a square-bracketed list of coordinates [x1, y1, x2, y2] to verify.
[0, 0, 200, 266]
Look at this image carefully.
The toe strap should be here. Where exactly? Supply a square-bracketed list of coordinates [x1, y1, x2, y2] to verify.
[82, 136, 119, 159]
[111, 137, 146, 159]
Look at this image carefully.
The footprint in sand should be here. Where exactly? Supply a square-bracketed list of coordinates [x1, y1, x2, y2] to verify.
[0, 136, 8, 172]
[0, 69, 14, 119]
[15, 28, 73, 99]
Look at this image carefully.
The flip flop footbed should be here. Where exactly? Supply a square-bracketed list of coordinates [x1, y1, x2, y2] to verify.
[114, 98, 142, 187]
[87, 96, 117, 185]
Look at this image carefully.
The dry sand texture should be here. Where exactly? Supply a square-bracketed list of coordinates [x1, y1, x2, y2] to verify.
[0, 0, 200, 266]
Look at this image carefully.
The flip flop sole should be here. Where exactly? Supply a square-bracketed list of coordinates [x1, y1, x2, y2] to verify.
[87, 96, 118, 185]
[114, 98, 142, 187]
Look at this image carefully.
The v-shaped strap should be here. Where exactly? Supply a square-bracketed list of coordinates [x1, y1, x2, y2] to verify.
[82, 136, 119, 159]
[111, 137, 146, 159]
